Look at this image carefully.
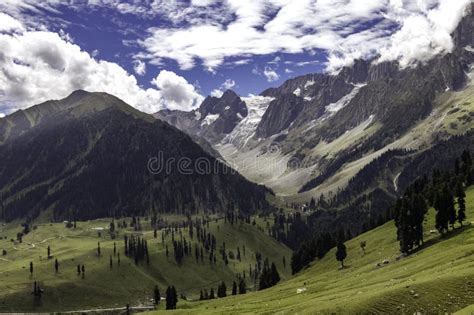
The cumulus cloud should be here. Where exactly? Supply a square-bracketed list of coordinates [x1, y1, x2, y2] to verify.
[377, 0, 471, 67]
[0, 113, 5, 118]
[0, 14, 203, 115]
[133, 59, 146, 76]
[210, 79, 236, 97]
[151, 70, 204, 111]
[0, 12, 24, 32]
[263, 67, 279, 82]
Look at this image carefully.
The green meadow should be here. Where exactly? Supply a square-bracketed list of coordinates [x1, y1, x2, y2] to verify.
[0, 215, 291, 312]
[148, 187, 474, 314]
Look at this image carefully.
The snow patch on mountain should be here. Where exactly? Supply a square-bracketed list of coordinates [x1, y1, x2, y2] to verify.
[201, 113, 219, 126]
[222, 95, 274, 147]
[194, 111, 201, 120]
[304, 80, 315, 89]
[293, 88, 301, 96]
[325, 83, 366, 113]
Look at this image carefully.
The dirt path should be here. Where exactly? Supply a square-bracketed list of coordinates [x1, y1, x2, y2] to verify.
[13, 236, 59, 251]
[62, 305, 155, 314]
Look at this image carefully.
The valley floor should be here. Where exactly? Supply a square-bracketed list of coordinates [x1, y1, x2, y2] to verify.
[147, 187, 474, 314]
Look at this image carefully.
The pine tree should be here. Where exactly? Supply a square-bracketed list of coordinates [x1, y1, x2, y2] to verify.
[434, 187, 450, 236]
[456, 180, 467, 226]
[165, 286, 177, 309]
[335, 241, 347, 268]
[165, 286, 172, 309]
[97, 242, 101, 256]
[270, 262, 280, 284]
[153, 285, 161, 305]
[447, 190, 457, 230]
[209, 288, 215, 299]
[238, 278, 246, 294]
[55, 258, 59, 273]
[171, 286, 178, 309]
[217, 281, 226, 298]
[47, 246, 51, 259]
[110, 255, 113, 269]
[30, 261, 33, 276]
[77, 264, 81, 275]
[232, 281, 237, 295]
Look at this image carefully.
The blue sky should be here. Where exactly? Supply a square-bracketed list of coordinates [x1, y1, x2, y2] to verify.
[33, 3, 327, 95]
[0, 0, 470, 115]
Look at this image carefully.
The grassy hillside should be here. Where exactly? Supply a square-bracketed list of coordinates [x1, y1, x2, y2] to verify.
[0, 215, 291, 312]
[153, 186, 474, 314]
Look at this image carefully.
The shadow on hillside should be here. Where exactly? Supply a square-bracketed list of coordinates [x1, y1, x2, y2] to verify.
[412, 223, 473, 255]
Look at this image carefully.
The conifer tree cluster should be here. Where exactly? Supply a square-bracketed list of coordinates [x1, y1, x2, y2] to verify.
[393, 179, 429, 255]
[165, 286, 178, 309]
[258, 258, 280, 290]
[394, 150, 471, 255]
[290, 232, 336, 274]
[172, 238, 192, 265]
[124, 235, 149, 265]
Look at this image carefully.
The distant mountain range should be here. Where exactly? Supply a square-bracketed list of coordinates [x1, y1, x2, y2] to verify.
[0, 90, 270, 221]
[157, 5, 474, 230]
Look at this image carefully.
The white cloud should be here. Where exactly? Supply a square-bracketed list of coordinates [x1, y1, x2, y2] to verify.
[222, 78, 236, 90]
[0, 0, 471, 77]
[133, 59, 146, 76]
[284, 68, 293, 73]
[0, 12, 24, 32]
[0, 113, 5, 118]
[0, 14, 203, 114]
[211, 79, 236, 97]
[268, 56, 281, 65]
[377, 0, 471, 68]
[263, 66, 279, 82]
[191, 0, 218, 7]
[151, 70, 204, 111]
[134, 0, 471, 72]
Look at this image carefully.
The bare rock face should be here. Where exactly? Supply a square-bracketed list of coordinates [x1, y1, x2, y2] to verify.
[156, 89, 247, 144]
[255, 93, 304, 138]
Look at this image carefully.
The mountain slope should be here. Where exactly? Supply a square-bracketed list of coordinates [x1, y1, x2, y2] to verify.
[154, 186, 474, 314]
[0, 91, 270, 221]
[157, 5, 474, 219]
